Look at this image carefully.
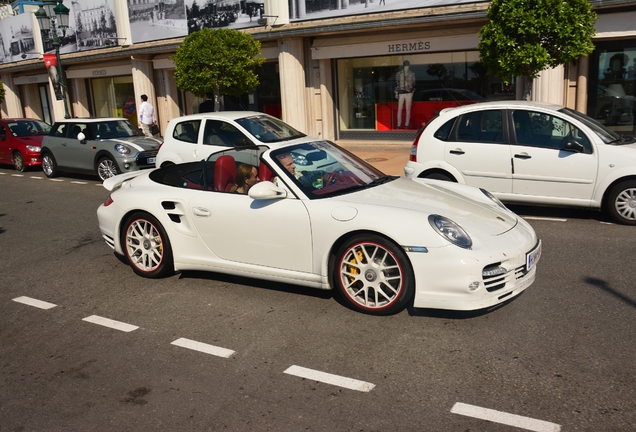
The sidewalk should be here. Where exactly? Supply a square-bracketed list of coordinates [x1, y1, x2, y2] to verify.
[335, 140, 411, 177]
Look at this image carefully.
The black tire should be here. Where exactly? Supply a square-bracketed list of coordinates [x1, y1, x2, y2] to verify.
[12, 152, 25, 172]
[41, 152, 58, 178]
[121, 212, 175, 278]
[332, 234, 414, 315]
[606, 180, 636, 225]
[96, 156, 120, 181]
[424, 172, 454, 182]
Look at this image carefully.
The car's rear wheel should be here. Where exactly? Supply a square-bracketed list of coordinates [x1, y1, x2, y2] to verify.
[423, 171, 454, 182]
[41, 152, 58, 178]
[12, 152, 25, 172]
[122, 212, 174, 278]
[332, 234, 414, 315]
[607, 180, 636, 225]
[97, 156, 120, 181]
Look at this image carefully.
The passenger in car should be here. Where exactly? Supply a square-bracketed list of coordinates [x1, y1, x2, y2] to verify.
[230, 163, 259, 194]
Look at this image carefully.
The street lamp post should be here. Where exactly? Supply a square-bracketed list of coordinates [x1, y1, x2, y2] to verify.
[35, 0, 70, 119]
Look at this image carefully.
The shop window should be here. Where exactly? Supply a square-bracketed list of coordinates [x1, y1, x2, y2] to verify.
[337, 52, 513, 132]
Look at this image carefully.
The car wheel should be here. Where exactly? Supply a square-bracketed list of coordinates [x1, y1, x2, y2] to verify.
[97, 156, 120, 181]
[122, 212, 174, 278]
[41, 152, 58, 178]
[607, 180, 636, 225]
[332, 234, 414, 315]
[12, 152, 25, 172]
[424, 172, 454, 182]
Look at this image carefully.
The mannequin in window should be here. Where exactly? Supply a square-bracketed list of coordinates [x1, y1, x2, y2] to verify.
[394, 60, 416, 129]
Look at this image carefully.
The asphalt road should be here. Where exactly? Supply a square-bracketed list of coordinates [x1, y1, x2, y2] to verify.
[1, 167, 634, 431]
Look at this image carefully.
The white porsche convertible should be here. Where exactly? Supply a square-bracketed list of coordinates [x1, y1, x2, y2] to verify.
[97, 137, 541, 315]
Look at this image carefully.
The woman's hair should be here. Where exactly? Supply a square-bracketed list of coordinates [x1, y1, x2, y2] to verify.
[235, 163, 256, 187]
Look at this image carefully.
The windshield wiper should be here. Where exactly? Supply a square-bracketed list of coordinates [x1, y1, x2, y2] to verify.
[607, 135, 636, 145]
[369, 175, 399, 185]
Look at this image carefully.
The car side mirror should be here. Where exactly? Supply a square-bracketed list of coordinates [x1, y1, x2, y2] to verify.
[248, 181, 287, 200]
[77, 132, 87, 143]
[563, 141, 584, 153]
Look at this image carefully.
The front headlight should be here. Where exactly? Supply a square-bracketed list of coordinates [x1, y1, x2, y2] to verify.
[26, 145, 41, 152]
[480, 188, 507, 210]
[114, 143, 131, 156]
[428, 214, 472, 249]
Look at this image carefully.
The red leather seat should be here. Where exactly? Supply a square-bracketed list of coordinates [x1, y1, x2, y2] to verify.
[214, 155, 236, 192]
[258, 163, 274, 182]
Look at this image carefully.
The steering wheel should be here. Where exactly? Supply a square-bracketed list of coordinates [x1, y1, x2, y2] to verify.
[325, 168, 346, 185]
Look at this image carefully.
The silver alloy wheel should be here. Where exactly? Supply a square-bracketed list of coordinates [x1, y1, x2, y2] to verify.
[13, 152, 25, 172]
[125, 219, 164, 273]
[614, 186, 636, 222]
[338, 241, 404, 310]
[41, 154, 54, 176]
[97, 158, 118, 181]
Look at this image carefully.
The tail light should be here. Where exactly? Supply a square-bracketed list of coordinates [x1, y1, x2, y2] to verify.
[103, 195, 114, 207]
[409, 128, 425, 162]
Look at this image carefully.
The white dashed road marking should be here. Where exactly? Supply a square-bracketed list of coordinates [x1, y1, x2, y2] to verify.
[12, 296, 57, 310]
[523, 216, 567, 222]
[284, 365, 375, 392]
[49, 178, 64, 182]
[11, 174, 24, 177]
[451, 402, 561, 432]
[171, 337, 235, 358]
[82, 315, 139, 332]
[30, 176, 44, 179]
[70, 181, 88, 184]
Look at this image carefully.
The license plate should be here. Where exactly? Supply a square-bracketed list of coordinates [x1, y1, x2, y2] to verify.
[526, 240, 542, 271]
[147, 157, 156, 164]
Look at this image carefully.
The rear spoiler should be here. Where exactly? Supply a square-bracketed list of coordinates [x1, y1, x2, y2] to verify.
[102, 171, 145, 192]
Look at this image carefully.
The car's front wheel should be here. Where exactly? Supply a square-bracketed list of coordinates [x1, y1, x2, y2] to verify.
[332, 234, 414, 315]
[607, 180, 636, 225]
[422, 171, 454, 182]
[97, 156, 120, 181]
[12, 152, 25, 172]
[122, 212, 174, 278]
[41, 152, 58, 178]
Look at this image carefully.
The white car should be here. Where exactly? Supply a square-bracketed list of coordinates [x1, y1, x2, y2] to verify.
[156, 111, 335, 171]
[98, 139, 541, 315]
[404, 101, 636, 225]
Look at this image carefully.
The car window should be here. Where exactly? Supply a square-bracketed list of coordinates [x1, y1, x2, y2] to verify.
[7, 120, 51, 137]
[235, 115, 305, 143]
[173, 120, 201, 143]
[513, 110, 592, 153]
[51, 123, 68, 137]
[69, 123, 89, 139]
[202, 120, 249, 147]
[433, 118, 455, 141]
[90, 120, 137, 139]
[456, 110, 503, 143]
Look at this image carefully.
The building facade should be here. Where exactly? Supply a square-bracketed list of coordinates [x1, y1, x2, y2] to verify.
[1, 0, 635, 143]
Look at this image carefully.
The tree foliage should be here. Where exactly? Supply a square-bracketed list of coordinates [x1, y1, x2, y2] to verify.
[0, 81, 5, 106]
[172, 28, 265, 111]
[478, 0, 597, 83]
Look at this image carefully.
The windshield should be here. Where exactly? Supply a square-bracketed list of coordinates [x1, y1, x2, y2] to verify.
[8, 120, 51, 137]
[560, 107, 622, 144]
[91, 120, 140, 139]
[235, 115, 305, 143]
[270, 141, 394, 199]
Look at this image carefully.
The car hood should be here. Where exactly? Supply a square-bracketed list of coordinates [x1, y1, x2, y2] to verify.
[17, 135, 45, 145]
[110, 136, 162, 150]
[339, 177, 518, 236]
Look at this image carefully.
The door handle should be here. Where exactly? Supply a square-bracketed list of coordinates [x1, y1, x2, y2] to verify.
[449, 148, 465, 155]
[192, 207, 211, 217]
[514, 153, 531, 159]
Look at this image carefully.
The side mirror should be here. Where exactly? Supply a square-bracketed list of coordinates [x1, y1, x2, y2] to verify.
[77, 132, 86, 142]
[563, 141, 584, 153]
[248, 181, 287, 200]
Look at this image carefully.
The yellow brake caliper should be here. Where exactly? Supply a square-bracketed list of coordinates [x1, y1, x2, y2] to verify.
[347, 248, 365, 283]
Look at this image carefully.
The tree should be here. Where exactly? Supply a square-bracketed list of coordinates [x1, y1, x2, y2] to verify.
[0, 81, 5, 106]
[478, 0, 596, 95]
[172, 28, 265, 112]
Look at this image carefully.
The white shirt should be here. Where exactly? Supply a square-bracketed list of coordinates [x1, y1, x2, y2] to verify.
[138, 101, 155, 125]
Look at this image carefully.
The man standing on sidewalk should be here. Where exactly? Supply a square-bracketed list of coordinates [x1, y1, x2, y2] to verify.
[138, 94, 156, 137]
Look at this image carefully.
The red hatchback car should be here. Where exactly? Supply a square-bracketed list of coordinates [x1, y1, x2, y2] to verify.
[0, 118, 52, 172]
